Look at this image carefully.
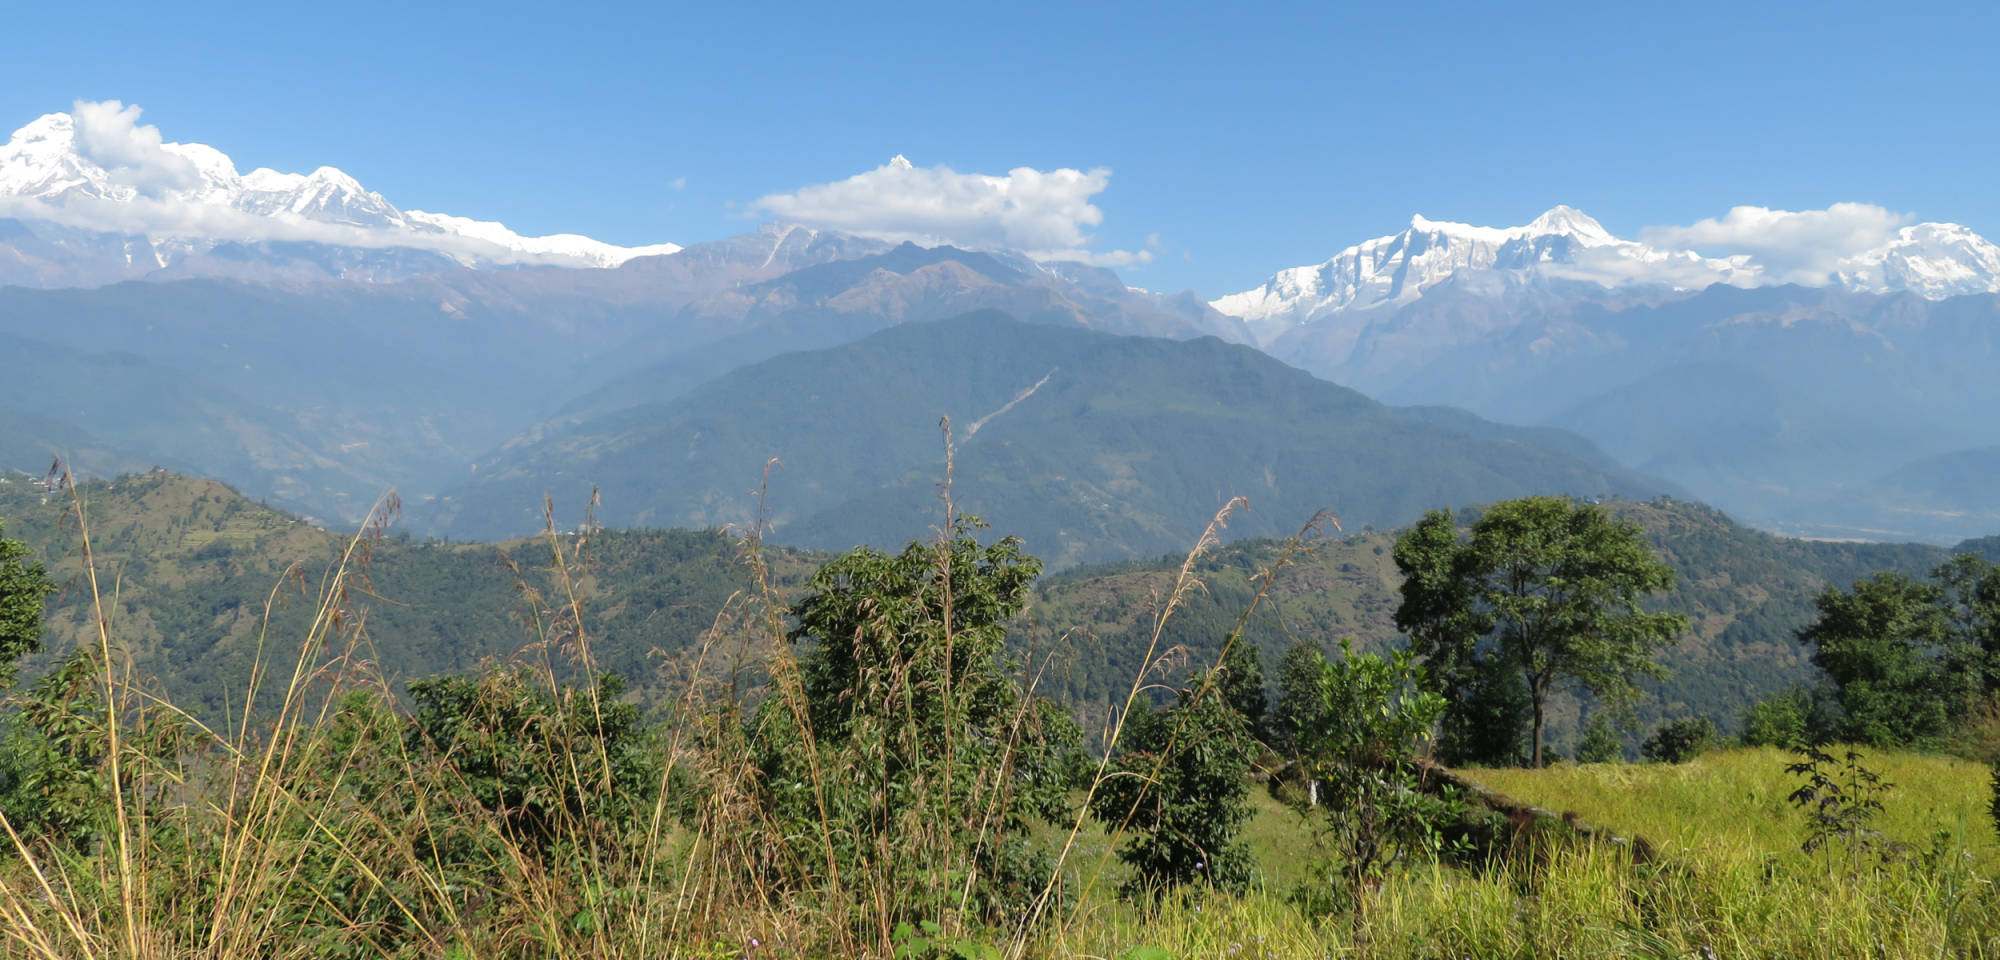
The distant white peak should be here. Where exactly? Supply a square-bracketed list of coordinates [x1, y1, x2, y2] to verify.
[0, 103, 680, 270]
[1835, 221, 2000, 298]
[1407, 206, 1615, 245]
[13, 112, 71, 139]
[1211, 205, 1744, 344]
[1524, 205, 1616, 244]
[888, 154, 914, 170]
[0, 113, 88, 198]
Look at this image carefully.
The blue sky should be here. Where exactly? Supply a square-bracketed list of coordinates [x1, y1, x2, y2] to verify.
[5, 0, 1995, 295]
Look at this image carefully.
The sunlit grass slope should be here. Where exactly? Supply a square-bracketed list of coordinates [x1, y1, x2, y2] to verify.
[1461, 746, 1997, 867]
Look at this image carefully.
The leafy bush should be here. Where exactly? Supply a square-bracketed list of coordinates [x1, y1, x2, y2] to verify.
[0, 646, 188, 853]
[749, 517, 1080, 928]
[1642, 717, 1718, 763]
[1090, 675, 1257, 897]
[1573, 713, 1624, 763]
[1787, 743, 1892, 859]
[1277, 640, 1459, 917]
[0, 521, 52, 689]
[1988, 763, 2000, 846]
[404, 668, 654, 857]
[1740, 686, 1816, 749]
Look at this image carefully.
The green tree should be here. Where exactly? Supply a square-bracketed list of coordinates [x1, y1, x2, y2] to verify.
[1393, 498, 1687, 767]
[1641, 717, 1717, 763]
[1271, 639, 1326, 764]
[1935, 554, 2000, 702]
[1739, 685, 1817, 749]
[751, 517, 1077, 926]
[1574, 712, 1624, 763]
[404, 668, 652, 856]
[1090, 672, 1257, 897]
[0, 522, 53, 688]
[1799, 572, 1953, 747]
[1279, 640, 1453, 917]
[1218, 629, 1268, 743]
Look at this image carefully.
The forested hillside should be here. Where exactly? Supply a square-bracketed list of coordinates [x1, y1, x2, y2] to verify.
[0, 470, 819, 715]
[2, 470, 1974, 753]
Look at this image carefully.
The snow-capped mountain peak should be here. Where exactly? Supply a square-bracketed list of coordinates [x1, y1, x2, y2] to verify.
[0, 104, 680, 273]
[1213, 205, 2000, 345]
[1211, 205, 1740, 344]
[1834, 222, 2000, 300]
[1524, 204, 1616, 244]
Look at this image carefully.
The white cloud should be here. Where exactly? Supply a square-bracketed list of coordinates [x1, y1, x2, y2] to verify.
[1536, 248, 1757, 291]
[1640, 203, 1912, 285]
[70, 100, 201, 197]
[752, 155, 1150, 266]
[667, 176, 687, 191]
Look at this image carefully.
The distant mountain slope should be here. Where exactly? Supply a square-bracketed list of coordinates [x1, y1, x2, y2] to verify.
[0, 281, 603, 520]
[422, 312, 1670, 566]
[0, 405, 151, 479]
[1862, 446, 2000, 535]
[0, 328, 416, 518]
[0, 234, 1258, 525]
[546, 242, 1250, 422]
[1255, 282, 2000, 543]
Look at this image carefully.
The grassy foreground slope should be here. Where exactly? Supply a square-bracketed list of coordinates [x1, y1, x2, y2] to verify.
[1462, 746, 1995, 868]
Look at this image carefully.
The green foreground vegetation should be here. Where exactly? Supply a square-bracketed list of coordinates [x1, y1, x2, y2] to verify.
[1, 473, 1999, 957]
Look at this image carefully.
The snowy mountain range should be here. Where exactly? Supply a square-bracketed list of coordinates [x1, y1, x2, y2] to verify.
[0, 107, 679, 275]
[1213, 205, 2000, 345]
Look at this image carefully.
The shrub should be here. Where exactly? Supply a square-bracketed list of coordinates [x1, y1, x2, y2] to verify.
[1278, 640, 1458, 917]
[748, 517, 1080, 928]
[1642, 717, 1718, 763]
[1740, 686, 1815, 749]
[1090, 674, 1257, 897]
[0, 521, 52, 689]
[403, 668, 653, 858]
[1573, 713, 1624, 763]
[1787, 743, 1892, 859]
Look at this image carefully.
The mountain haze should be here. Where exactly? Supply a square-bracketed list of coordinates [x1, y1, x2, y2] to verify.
[421, 312, 1669, 566]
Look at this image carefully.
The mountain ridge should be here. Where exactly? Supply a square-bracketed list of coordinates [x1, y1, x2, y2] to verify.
[1214, 205, 2000, 345]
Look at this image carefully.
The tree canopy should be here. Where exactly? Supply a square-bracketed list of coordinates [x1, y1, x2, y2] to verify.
[1393, 497, 1686, 767]
[0, 521, 53, 689]
[1798, 554, 2000, 747]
